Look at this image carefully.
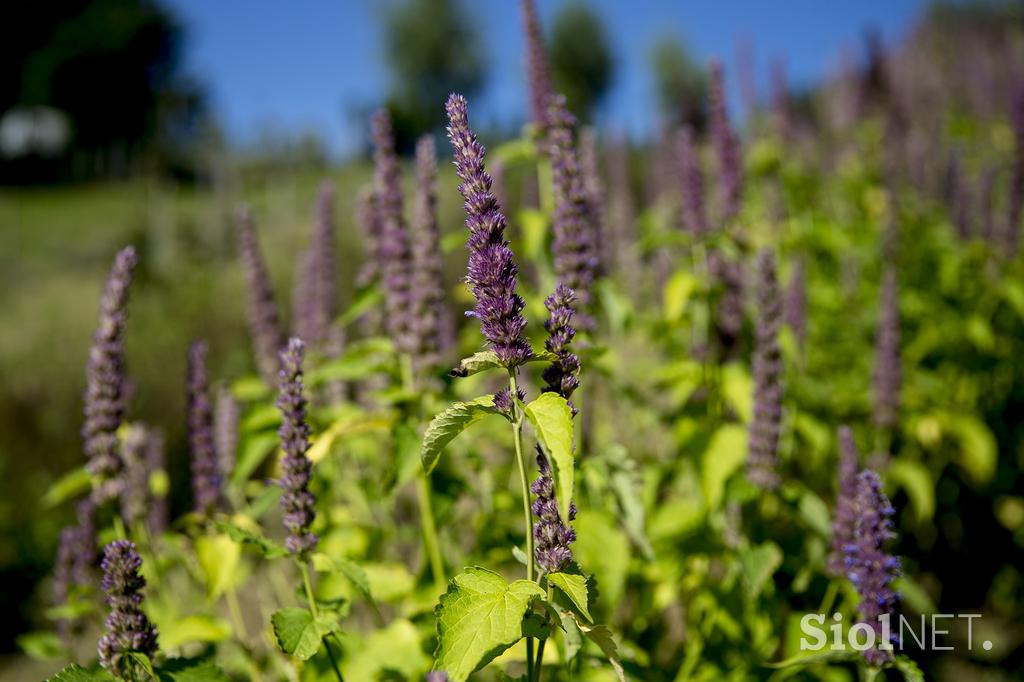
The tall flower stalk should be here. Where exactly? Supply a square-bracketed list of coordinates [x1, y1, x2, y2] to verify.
[84, 246, 138, 506]
[828, 426, 860, 577]
[97, 540, 159, 679]
[709, 60, 743, 223]
[748, 249, 783, 490]
[677, 125, 708, 235]
[187, 341, 220, 516]
[236, 207, 285, 384]
[292, 182, 338, 347]
[521, 0, 554, 134]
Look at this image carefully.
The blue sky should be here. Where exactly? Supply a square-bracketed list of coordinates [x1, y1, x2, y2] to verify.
[165, 0, 928, 157]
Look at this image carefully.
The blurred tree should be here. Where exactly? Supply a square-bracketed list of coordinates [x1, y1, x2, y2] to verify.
[650, 36, 708, 131]
[1, 0, 207, 183]
[548, 2, 614, 121]
[381, 0, 486, 151]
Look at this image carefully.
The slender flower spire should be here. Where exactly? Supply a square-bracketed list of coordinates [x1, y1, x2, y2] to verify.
[293, 182, 338, 346]
[97, 540, 159, 678]
[548, 95, 601, 325]
[84, 246, 138, 505]
[236, 206, 285, 384]
[276, 338, 318, 559]
[872, 265, 901, 433]
[709, 60, 744, 223]
[53, 499, 97, 640]
[783, 258, 807, 351]
[677, 125, 707, 235]
[119, 424, 154, 527]
[579, 127, 609, 264]
[187, 341, 220, 516]
[355, 186, 381, 290]
[844, 470, 901, 666]
[748, 249, 783, 490]
[410, 135, 454, 371]
[371, 109, 417, 356]
[708, 250, 744, 359]
[1006, 85, 1024, 254]
[828, 426, 861, 577]
[521, 0, 555, 134]
[531, 283, 580, 573]
[445, 93, 532, 366]
[214, 386, 240, 480]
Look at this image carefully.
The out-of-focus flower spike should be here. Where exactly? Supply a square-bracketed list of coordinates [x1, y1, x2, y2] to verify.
[236, 207, 285, 384]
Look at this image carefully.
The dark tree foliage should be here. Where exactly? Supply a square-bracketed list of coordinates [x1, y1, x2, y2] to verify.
[0, 0, 206, 183]
[547, 2, 614, 121]
[381, 0, 486, 151]
[650, 36, 708, 131]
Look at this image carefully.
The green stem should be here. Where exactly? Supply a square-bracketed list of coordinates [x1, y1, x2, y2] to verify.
[112, 515, 127, 542]
[508, 370, 535, 680]
[225, 585, 263, 682]
[818, 581, 839, 618]
[301, 562, 344, 682]
[532, 584, 554, 682]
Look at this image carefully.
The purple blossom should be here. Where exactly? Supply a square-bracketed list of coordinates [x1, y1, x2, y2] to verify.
[187, 341, 221, 516]
[783, 258, 807, 351]
[119, 424, 155, 527]
[748, 249, 783, 490]
[844, 470, 901, 666]
[445, 93, 532, 367]
[520, 0, 554, 133]
[708, 249, 744, 359]
[873, 265, 901, 433]
[828, 426, 861, 577]
[371, 109, 417, 356]
[355, 186, 381, 290]
[292, 182, 337, 348]
[540, 284, 580, 410]
[548, 95, 601, 325]
[214, 386, 240, 480]
[52, 499, 97, 640]
[236, 206, 285, 384]
[276, 338, 318, 559]
[97, 540, 159, 678]
[84, 246, 138, 505]
[677, 125, 707, 235]
[709, 60, 744, 223]
[493, 386, 525, 418]
[411, 135, 455, 372]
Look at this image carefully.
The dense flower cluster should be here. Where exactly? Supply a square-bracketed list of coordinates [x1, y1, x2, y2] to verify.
[547, 95, 601, 324]
[446, 93, 532, 366]
[97, 540, 159, 677]
[84, 246, 138, 505]
[872, 265, 901, 432]
[520, 0, 554, 133]
[187, 341, 220, 515]
[236, 207, 285, 384]
[677, 125, 708, 235]
[748, 249, 783, 490]
[276, 338, 318, 558]
[828, 425, 861, 577]
[540, 284, 581, 409]
[844, 470, 901, 666]
[410, 135, 454, 371]
[708, 60, 743, 223]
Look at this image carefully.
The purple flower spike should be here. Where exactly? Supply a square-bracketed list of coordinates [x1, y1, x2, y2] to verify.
[677, 125, 707, 235]
[293, 182, 338, 347]
[548, 95, 601, 326]
[708, 249, 744, 359]
[53, 499, 98, 640]
[187, 341, 220, 516]
[521, 0, 555, 134]
[748, 249, 783, 490]
[783, 258, 807, 351]
[411, 135, 454, 371]
[445, 93, 532, 367]
[84, 246, 138, 505]
[844, 470, 901, 666]
[276, 338, 318, 559]
[540, 284, 581, 410]
[828, 426, 861, 577]
[120, 424, 154, 527]
[98, 540, 159, 678]
[531, 453, 577, 573]
[872, 265, 901, 433]
[214, 386, 240, 480]
[709, 60, 744, 223]
[236, 207, 285, 384]
[371, 109, 417, 356]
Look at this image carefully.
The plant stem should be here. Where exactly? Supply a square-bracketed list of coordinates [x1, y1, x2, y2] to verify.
[301, 561, 345, 682]
[226, 585, 264, 682]
[508, 370, 536, 680]
[532, 584, 554, 682]
[818, 580, 839, 618]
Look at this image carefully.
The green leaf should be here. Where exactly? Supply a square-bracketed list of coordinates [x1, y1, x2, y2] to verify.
[340, 619, 430, 680]
[271, 607, 340, 661]
[721, 363, 754, 423]
[947, 414, 997, 485]
[523, 392, 576, 522]
[46, 664, 115, 682]
[336, 288, 384, 327]
[157, 658, 231, 682]
[765, 649, 857, 669]
[887, 460, 935, 523]
[450, 351, 501, 377]
[214, 519, 288, 558]
[739, 542, 783, 597]
[433, 567, 546, 682]
[518, 208, 550, 262]
[564, 613, 625, 682]
[306, 336, 394, 383]
[546, 572, 591, 622]
[17, 631, 64, 660]
[797, 490, 831, 538]
[41, 467, 91, 509]
[157, 615, 232, 651]
[663, 269, 698, 323]
[312, 553, 374, 604]
[701, 424, 748, 511]
[230, 433, 279, 486]
[121, 652, 157, 680]
[194, 534, 241, 599]
[893, 655, 924, 682]
[421, 396, 500, 474]
[892, 575, 937, 615]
